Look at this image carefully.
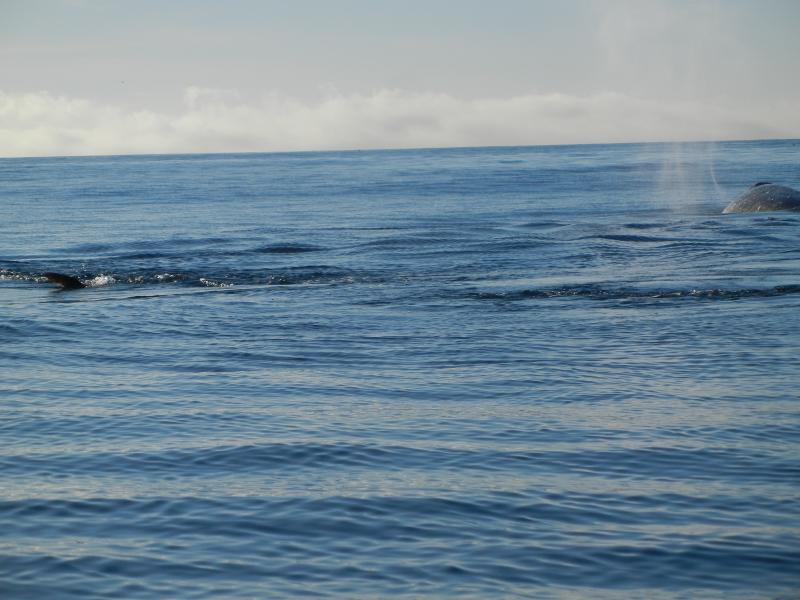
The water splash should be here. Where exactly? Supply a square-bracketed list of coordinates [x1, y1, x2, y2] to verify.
[707, 142, 727, 203]
[84, 274, 116, 287]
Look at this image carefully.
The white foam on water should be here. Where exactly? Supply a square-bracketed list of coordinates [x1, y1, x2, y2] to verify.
[199, 278, 233, 288]
[85, 274, 116, 287]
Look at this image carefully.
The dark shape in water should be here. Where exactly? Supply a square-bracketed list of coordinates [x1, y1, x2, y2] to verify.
[722, 183, 800, 214]
[43, 272, 85, 290]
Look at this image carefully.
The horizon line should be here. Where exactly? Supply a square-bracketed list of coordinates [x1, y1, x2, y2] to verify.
[1, 136, 798, 162]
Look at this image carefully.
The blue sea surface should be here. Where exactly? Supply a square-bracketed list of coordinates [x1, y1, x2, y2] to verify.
[1, 140, 799, 599]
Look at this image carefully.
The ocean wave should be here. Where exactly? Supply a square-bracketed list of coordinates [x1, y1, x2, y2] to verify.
[0, 266, 367, 289]
[467, 284, 800, 302]
[8, 263, 798, 304]
[253, 243, 324, 254]
[591, 233, 676, 243]
[2, 490, 793, 535]
[3, 442, 796, 484]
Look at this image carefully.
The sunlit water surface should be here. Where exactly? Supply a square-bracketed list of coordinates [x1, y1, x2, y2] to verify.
[1, 140, 799, 598]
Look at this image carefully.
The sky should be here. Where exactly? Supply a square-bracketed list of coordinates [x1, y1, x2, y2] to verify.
[1, 0, 799, 157]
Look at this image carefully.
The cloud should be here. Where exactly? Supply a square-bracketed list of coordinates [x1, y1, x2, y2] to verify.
[0, 88, 798, 158]
[183, 86, 242, 110]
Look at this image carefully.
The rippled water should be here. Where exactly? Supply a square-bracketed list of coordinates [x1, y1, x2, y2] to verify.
[1, 140, 799, 598]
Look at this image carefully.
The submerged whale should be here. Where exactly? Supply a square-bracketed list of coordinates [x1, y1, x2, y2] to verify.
[722, 183, 800, 214]
[43, 272, 85, 290]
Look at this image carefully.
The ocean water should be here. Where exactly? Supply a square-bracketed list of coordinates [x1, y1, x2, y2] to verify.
[1, 140, 799, 599]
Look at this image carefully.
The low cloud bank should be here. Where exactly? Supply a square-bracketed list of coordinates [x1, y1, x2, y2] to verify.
[1, 88, 797, 157]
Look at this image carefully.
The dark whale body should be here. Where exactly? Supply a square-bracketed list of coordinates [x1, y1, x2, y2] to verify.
[43, 272, 85, 290]
[722, 183, 800, 214]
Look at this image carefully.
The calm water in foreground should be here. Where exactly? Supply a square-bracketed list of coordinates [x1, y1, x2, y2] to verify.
[1, 140, 799, 599]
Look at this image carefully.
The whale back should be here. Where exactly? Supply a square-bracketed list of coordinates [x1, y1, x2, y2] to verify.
[722, 183, 800, 214]
[43, 272, 86, 289]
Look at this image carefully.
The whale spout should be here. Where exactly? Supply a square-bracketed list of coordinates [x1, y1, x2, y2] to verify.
[43, 272, 86, 290]
[722, 183, 800, 214]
